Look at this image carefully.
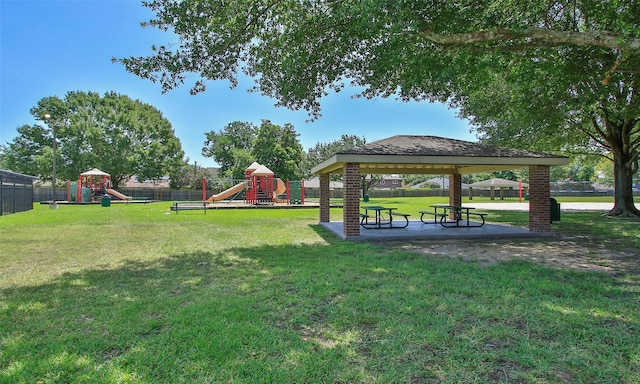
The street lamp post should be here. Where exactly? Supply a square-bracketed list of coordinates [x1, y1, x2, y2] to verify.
[194, 161, 198, 200]
[44, 113, 57, 208]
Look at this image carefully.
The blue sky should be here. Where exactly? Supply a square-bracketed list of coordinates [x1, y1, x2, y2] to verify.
[1, 0, 476, 168]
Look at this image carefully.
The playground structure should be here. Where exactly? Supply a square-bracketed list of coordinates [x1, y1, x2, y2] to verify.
[204, 162, 304, 205]
[66, 168, 132, 203]
[60, 164, 303, 206]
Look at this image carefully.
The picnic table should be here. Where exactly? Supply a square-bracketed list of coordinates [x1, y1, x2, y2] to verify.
[360, 206, 410, 229]
[427, 205, 487, 228]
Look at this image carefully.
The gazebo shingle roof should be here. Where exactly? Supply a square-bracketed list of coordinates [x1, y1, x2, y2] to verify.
[341, 135, 561, 158]
[312, 135, 568, 175]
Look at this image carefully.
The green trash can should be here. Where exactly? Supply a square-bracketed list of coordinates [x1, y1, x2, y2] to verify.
[550, 198, 560, 222]
[363, 194, 370, 202]
[101, 195, 111, 207]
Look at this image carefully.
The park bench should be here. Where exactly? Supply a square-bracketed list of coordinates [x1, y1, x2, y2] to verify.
[171, 201, 208, 214]
[419, 210, 448, 224]
[390, 212, 411, 228]
[439, 211, 488, 227]
[359, 213, 370, 226]
[465, 212, 487, 227]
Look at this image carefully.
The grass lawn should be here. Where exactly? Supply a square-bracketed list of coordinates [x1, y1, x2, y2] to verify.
[1, 199, 639, 383]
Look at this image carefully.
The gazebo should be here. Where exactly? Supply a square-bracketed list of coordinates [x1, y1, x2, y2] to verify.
[311, 135, 569, 239]
[468, 178, 529, 200]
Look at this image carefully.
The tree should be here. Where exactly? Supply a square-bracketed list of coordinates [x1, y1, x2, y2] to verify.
[169, 162, 212, 189]
[3, 124, 53, 182]
[202, 120, 305, 180]
[593, 156, 616, 188]
[548, 156, 598, 182]
[306, 134, 381, 197]
[305, 134, 367, 179]
[3, 91, 186, 188]
[0, 145, 6, 169]
[252, 120, 304, 181]
[118, 1, 640, 216]
[202, 121, 258, 179]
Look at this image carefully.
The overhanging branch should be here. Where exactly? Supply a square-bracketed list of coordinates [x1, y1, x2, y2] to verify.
[585, 115, 610, 148]
[417, 27, 640, 53]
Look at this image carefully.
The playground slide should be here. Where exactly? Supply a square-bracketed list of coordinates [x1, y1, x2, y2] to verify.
[106, 188, 132, 200]
[273, 178, 288, 203]
[275, 178, 286, 195]
[206, 181, 248, 202]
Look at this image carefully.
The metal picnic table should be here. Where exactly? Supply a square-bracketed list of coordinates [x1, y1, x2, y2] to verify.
[430, 205, 487, 228]
[360, 206, 410, 229]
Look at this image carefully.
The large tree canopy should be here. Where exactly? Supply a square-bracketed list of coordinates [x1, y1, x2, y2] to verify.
[202, 121, 257, 179]
[202, 120, 304, 180]
[3, 91, 186, 188]
[305, 135, 368, 178]
[306, 134, 381, 197]
[119, 0, 640, 215]
[252, 120, 304, 181]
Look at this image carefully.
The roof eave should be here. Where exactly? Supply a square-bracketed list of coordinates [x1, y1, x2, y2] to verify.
[312, 154, 569, 175]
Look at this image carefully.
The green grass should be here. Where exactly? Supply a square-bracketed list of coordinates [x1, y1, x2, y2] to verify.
[1, 200, 639, 383]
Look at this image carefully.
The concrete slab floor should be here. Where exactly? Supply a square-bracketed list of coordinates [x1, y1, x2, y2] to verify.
[320, 221, 550, 241]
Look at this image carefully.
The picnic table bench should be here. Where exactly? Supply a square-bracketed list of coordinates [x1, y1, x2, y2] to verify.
[419, 210, 448, 224]
[389, 211, 411, 228]
[429, 205, 487, 228]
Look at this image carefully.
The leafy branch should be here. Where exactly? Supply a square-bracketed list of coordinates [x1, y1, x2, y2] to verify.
[417, 27, 640, 53]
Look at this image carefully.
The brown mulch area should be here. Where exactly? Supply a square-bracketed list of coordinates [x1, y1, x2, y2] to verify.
[400, 235, 640, 277]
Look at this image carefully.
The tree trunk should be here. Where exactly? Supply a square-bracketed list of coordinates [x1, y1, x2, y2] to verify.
[360, 175, 370, 199]
[608, 152, 640, 217]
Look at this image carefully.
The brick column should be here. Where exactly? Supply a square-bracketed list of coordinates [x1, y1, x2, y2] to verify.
[449, 174, 462, 219]
[319, 173, 330, 223]
[529, 165, 551, 232]
[343, 163, 361, 237]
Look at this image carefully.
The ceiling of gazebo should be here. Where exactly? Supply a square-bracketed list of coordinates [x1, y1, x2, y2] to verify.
[311, 135, 569, 175]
